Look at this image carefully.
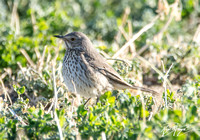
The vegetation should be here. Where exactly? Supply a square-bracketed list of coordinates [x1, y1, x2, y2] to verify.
[0, 0, 200, 139]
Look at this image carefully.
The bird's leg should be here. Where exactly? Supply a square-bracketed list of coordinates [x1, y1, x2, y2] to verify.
[84, 97, 91, 106]
[96, 94, 101, 105]
[96, 97, 99, 105]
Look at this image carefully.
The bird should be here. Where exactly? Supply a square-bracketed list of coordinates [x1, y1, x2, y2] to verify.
[54, 32, 161, 104]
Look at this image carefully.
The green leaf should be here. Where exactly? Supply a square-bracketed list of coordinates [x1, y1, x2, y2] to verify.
[89, 113, 93, 121]
[19, 86, 25, 94]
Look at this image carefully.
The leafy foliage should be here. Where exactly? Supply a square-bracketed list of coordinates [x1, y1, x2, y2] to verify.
[0, 0, 200, 139]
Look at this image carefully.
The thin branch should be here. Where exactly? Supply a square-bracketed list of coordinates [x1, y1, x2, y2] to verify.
[154, 0, 181, 42]
[8, 108, 27, 125]
[119, 26, 130, 41]
[35, 47, 41, 60]
[140, 93, 146, 130]
[153, 12, 174, 42]
[148, 112, 153, 121]
[101, 132, 106, 140]
[0, 78, 12, 105]
[20, 48, 36, 69]
[128, 20, 133, 37]
[193, 24, 200, 44]
[115, 7, 131, 45]
[106, 58, 132, 66]
[137, 44, 149, 55]
[112, 15, 160, 58]
[29, 68, 47, 85]
[10, 0, 20, 35]
[119, 26, 136, 56]
[17, 62, 27, 80]
[136, 55, 173, 91]
[162, 63, 174, 108]
[47, 98, 54, 114]
[0, 72, 8, 81]
[52, 63, 63, 140]
[38, 45, 47, 72]
[30, 7, 37, 33]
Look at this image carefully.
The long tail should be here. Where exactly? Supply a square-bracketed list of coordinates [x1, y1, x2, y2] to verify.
[130, 85, 161, 98]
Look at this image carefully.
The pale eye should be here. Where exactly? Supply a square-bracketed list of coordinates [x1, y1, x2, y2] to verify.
[71, 38, 75, 41]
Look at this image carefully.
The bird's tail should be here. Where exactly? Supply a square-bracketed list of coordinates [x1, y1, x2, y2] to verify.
[130, 85, 161, 99]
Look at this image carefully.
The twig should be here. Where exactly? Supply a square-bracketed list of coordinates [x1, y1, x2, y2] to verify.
[47, 63, 63, 114]
[52, 63, 63, 140]
[136, 55, 173, 91]
[20, 48, 36, 69]
[106, 58, 132, 66]
[70, 80, 77, 119]
[100, 51, 110, 58]
[71, 80, 77, 96]
[140, 93, 146, 130]
[118, 26, 136, 56]
[148, 112, 153, 121]
[47, 98, 54, 114]
[53, 44, 60, 63]
[153, 11, 174, 42]
[154, 0, 181, 42]
[119, 26, 130, 41]
[127, 21, 136, 57]
[161, 61, 166, 73]
[38, 45, 47, 72]
[193, 24, 200, 44]
[162, 62, 174, 108]
[128, 20, 133, 37]
[46, 51, 52, 67]
[1, 67, 12, 79]
[35, 47, 41, 60]
[24, 92, 36, 105]
[30, 4, 37, 33]
[0, 78, 12, 105]
[17, 62, 27, 80]
[115, 7, 131, 45]
[161, 61, 167, 107]
[8, 108, 27, 125]
[137, 44, 149, 55]
[29, 68, 47, 85]
[10, 0, 20, 35]
[101, 132, 106, 140]
[112, 15, 160, 58]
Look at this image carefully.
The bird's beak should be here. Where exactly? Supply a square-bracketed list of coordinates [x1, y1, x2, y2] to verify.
[54, 35, 64, 38]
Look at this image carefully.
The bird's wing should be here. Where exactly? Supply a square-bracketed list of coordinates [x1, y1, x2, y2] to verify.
[84, 51, 132, 89]
[84, 51, 161, 99]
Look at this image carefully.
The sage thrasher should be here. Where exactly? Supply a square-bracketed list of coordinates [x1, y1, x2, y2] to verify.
[54, 32, 160, 103]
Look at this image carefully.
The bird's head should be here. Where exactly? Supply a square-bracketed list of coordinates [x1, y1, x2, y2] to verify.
[54, 32, 91, 51]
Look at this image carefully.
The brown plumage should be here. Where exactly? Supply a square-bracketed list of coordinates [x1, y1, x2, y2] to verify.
[54, 32, 160, 102]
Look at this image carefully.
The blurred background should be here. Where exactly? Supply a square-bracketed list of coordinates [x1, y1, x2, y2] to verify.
[0, 0, 199, 85]
[0, 0, 200, 139]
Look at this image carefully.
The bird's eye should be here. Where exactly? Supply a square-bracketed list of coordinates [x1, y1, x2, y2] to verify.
[71, 38, 75, 41]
